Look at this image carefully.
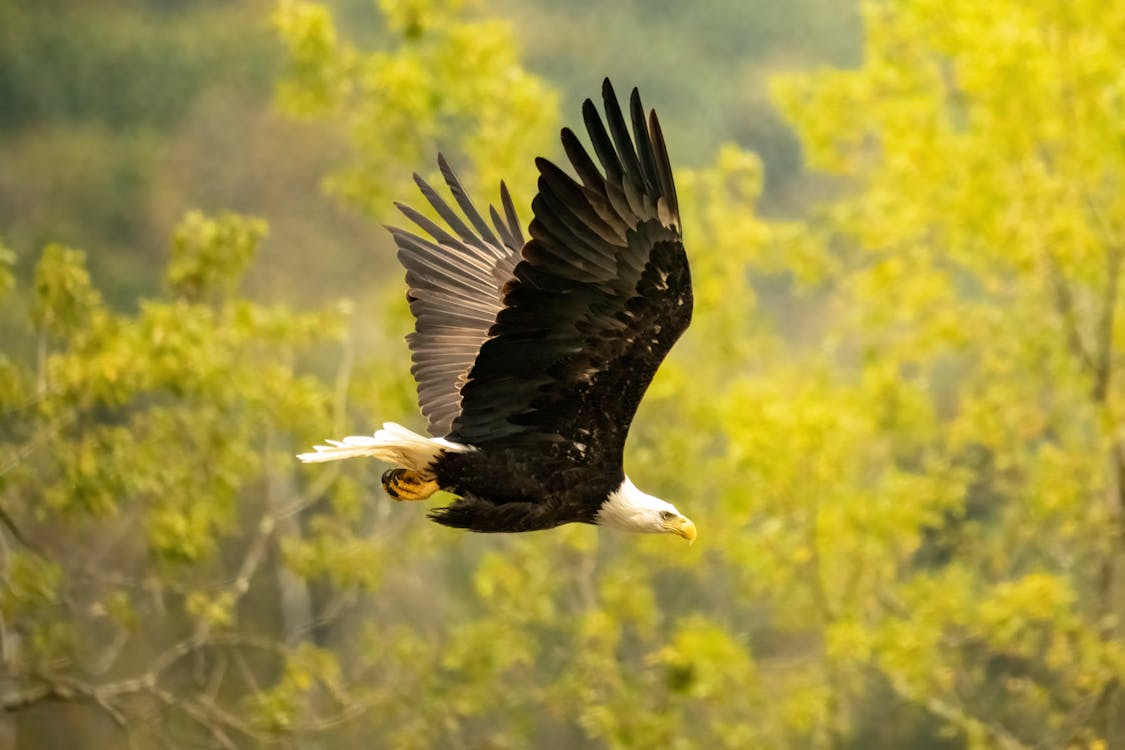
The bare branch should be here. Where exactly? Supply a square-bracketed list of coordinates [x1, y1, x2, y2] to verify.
[0, 439, 40, 480]
[139, 633, 288, 686]
[1044, 253, 1098, 382]
[0, 323, 372, 744]
[292, 587, 357, 640]
[278, 329, 356, 521]
[0, 505, 31, 549]
[888, 676, 1037, 750]
[1093, 248, 1122, 403]
[0, 683, 51, 712]
[232, 649, 263, 696]
[333, 320, 357, 438]
[150, 687, 242, 750]
[2, 673, 129, 728]
[51, 673, 130, 728]
[203, 654, 228, 701]
[2, 633, 294, 745]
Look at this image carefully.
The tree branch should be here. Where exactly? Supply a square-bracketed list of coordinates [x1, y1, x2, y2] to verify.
[0, 673, 128, 728]
[888, 676, 1037, 750]
[1045, 254, 1098, 382]
[1093, 248, 1121, 403]
[0, 505, 31, 550]
[0, 683, 51, 712]
[278, 329, 356, 521]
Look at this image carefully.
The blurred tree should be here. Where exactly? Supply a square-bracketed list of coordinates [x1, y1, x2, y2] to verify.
[274, 0, 558, 214]
[267, 0, 1125, 747]
[1, 1, 564, 747]
[758, 0, 1125, 746]
[5, 0, 1125, 748]
[0, 1, 279, 301]
[0, 212, 362, 746]
[491, 0, 863, 210]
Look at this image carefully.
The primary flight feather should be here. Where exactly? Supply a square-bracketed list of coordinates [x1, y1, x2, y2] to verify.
[299, 80, 696, 542]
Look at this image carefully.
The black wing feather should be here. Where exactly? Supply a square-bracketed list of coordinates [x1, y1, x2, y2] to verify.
[649, 112, 680, 228]
[630, 89, 661, 196]
[582, 98, 625, 187]
[602, 81, 646, 198]
[449, 81, 692, 475]
[499, 182, 525, 247]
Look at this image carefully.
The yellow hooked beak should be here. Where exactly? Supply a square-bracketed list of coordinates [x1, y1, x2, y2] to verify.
[664, 516, 697, 544]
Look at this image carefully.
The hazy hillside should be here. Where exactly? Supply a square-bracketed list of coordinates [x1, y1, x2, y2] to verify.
[0, 0, 860, 307]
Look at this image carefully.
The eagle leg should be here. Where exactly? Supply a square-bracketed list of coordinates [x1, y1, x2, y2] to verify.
[382, 468, 439, 501]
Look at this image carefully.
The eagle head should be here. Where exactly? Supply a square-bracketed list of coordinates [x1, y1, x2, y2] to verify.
[595, 476, 697, 542]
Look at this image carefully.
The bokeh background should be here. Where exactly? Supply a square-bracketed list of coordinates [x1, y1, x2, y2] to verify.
[2, 0, 1123, 748]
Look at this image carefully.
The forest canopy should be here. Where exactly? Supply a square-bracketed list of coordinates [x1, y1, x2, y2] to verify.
[1, 0, 1123, 748]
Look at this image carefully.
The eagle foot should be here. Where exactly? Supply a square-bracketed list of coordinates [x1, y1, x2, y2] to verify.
[382, 468, 438, 501]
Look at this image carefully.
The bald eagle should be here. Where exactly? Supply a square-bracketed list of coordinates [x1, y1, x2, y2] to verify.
[299, 80, 695, 542]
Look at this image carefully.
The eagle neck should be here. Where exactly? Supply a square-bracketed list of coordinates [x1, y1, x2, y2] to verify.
[595, 476, 672, 532]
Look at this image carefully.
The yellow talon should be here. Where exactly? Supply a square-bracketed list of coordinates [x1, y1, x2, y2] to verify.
[382, 468, 439, 501]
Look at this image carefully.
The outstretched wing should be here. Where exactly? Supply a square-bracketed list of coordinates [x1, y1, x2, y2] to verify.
[388, 155, 523, 437]
[449, 80, 692, 469]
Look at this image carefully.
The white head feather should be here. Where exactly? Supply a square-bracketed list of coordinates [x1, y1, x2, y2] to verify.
[595, 476, 696, 541]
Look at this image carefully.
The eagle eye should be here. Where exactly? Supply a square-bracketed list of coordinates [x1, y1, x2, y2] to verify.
[660, 511, 675, 521]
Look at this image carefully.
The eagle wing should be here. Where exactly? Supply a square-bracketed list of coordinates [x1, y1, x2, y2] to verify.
[388, 156, 523, 437]
[448, 80, 692, 469]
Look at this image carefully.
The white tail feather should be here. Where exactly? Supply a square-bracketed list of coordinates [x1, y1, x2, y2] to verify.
[297, 422, 471, 474]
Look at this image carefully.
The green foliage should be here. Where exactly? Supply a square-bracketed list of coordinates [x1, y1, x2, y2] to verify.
[281, 513, 385, 589]
[273, 0, 351, 116]
[5, 1, 1125, 749]
[0, 209, 354, 744]
[0, 2, 267, 132]
[0, 2, 280, 306]
[274, 0, 557, 214]
[755, 0, 1125, 745]
[166, 211, 268, 302]
[0, 552, 62, 620]
[0, 238, 14, 300]
[31, 244, 105, 338]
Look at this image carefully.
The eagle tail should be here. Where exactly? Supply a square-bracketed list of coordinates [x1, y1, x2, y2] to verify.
[296, 422, 468, 473]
